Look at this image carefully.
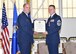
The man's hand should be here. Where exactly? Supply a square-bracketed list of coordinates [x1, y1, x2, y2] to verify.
[42, 31, 48, 35]
[16, 51, 20, 54]
[34, 31, 48, 36]
[34, 31, 38, 35]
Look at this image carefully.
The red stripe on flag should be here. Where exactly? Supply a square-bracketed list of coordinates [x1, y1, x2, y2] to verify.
[2, 42, 6, 54]
[4, 28, 10, 47]
[5, 28, 9, 36]
[1, 28, 10, 54]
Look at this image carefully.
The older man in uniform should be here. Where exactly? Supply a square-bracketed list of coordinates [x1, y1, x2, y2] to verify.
[16, 3, 34, 54]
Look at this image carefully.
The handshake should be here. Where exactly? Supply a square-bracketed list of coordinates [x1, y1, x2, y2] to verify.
[34, 31, 48, 35]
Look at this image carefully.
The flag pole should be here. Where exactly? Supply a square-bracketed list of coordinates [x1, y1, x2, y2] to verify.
[14, 0, 16, 4]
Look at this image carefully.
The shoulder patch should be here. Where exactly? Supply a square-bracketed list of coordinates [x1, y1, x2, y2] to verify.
[57, 20, 61, 26]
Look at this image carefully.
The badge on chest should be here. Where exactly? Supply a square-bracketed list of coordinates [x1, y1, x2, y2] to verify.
[50, 19, 54, 22]
[48, 19, 55, 26]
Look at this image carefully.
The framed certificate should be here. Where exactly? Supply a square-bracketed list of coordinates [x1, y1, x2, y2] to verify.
[34, 19, 46, 32]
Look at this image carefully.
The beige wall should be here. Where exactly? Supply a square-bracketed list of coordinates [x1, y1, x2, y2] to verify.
[0, 0, 26, 19]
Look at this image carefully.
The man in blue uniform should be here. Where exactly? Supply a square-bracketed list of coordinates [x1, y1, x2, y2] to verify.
[16, 3, 34, 54]
[45, 5, 62, 54]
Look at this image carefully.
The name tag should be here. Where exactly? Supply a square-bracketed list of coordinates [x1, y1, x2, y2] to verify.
[50, 19, 54, 22]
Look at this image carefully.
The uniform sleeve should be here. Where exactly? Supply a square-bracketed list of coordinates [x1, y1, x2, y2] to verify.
[32, 22, 34, 33]
[16, 15, 20, 30]
[17, 15, 33, 35]
[16, 15, 27, 31]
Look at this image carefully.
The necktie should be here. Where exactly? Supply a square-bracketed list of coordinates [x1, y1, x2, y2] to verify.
[28, 13, 30, 18]
[48, 16, 51, 26]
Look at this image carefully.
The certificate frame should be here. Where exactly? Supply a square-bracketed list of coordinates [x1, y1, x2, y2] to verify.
[34, 19, 46, 33]
[33, 19, 46, 39]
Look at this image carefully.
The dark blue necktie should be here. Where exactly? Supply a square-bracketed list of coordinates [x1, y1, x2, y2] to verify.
[28, 13, 30, 18]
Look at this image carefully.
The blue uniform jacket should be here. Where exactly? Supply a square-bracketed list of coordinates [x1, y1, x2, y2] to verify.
[46, 13, 62, 44]
[17, 12, 34, 45]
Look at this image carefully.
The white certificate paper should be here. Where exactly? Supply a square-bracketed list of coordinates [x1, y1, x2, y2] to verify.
[34, 20, 46, 32]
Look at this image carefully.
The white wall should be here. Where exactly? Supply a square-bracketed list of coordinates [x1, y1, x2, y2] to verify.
[0, 18, 76, 38]
[60, 18, 76, 38]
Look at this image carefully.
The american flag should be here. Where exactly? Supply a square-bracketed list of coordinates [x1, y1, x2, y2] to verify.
[1, 3, 10, 54]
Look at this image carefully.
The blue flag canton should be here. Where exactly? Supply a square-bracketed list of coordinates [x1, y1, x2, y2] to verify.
[2, 3, 8, 29]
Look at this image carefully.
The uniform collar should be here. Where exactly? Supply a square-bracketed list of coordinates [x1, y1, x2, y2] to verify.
[23, 11, 28, 17]
[51, 13, 55, 18]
